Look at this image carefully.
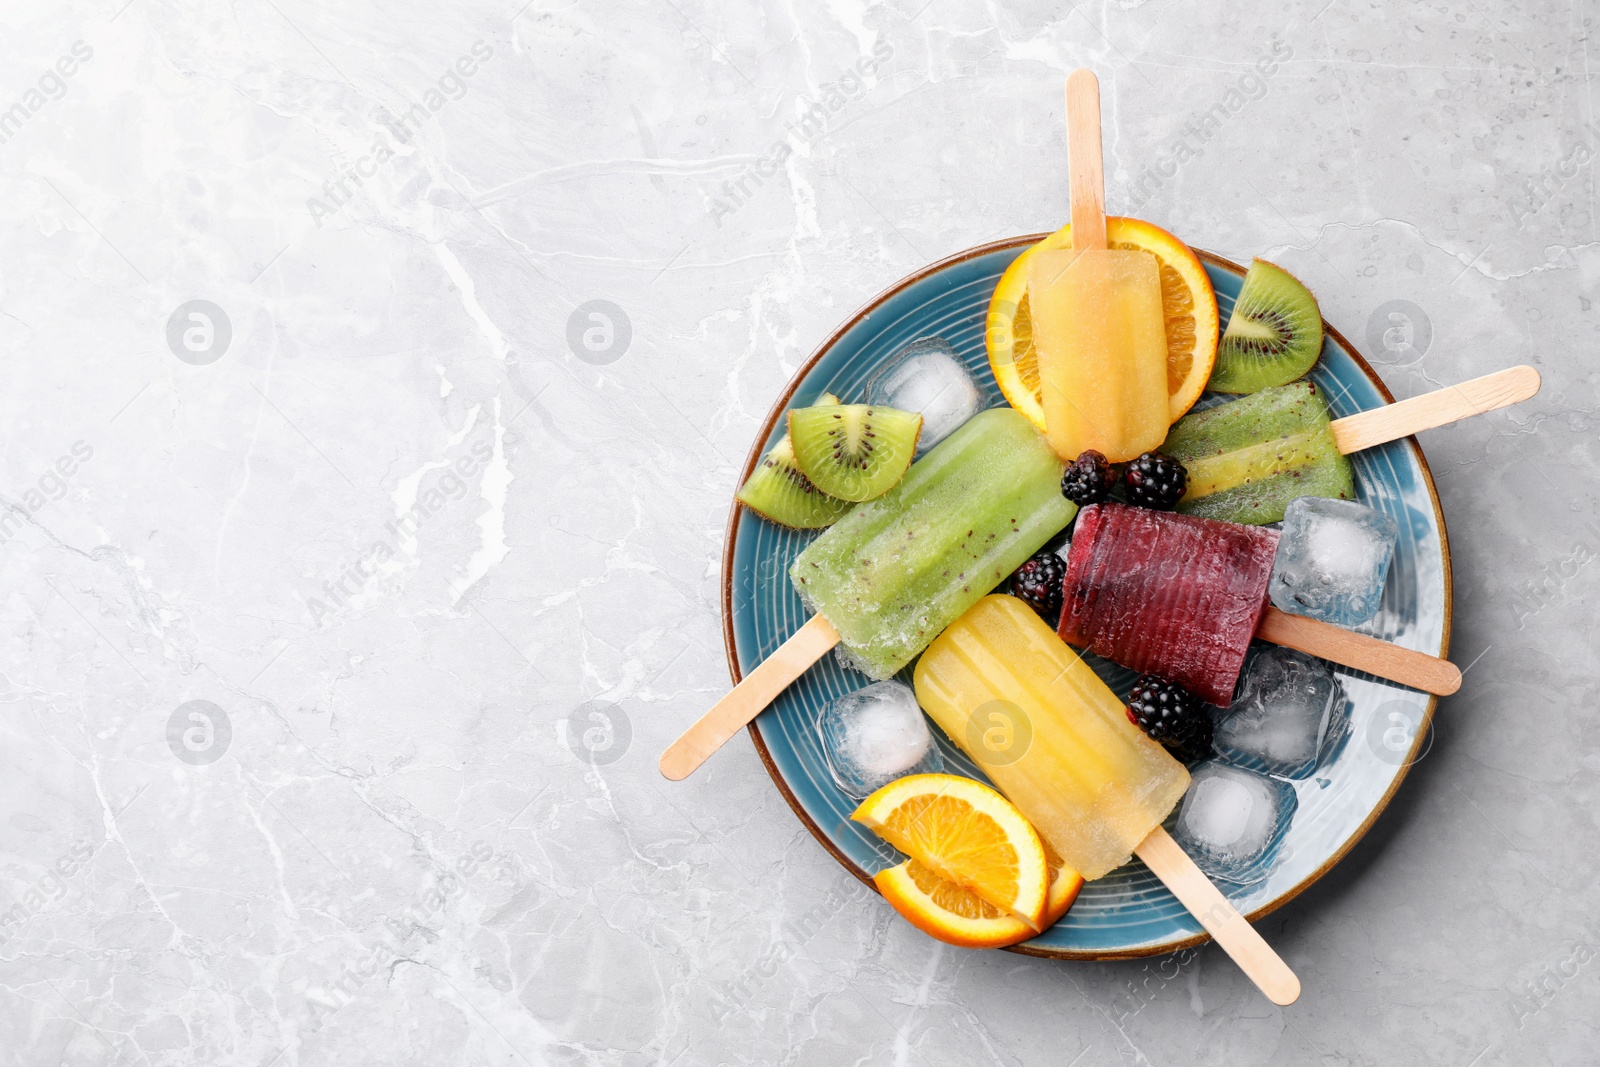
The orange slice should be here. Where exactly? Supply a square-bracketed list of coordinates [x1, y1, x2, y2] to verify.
[873, 836, 1084, 949]
[986, 217, 1219, 427]
[852, 773, 1048, 928]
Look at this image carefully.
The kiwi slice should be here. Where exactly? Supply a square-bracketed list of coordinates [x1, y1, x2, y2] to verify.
[788, 403, 921, 503]
[1209, 258, 1323, 393]
[736, 394, 852, 529]
[736, 436, 853, 529]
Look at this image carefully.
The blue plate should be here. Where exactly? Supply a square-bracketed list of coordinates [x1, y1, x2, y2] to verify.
[720, 236, 1452, 958]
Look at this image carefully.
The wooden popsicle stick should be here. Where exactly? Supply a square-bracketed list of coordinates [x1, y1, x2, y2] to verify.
[1256, 606, 1461, 696]
[659, 615, 841, 781]
[1136, 826, 1301, 1005]
[1065, 70, 1107, 252]
[1329, 365, 1540, 454]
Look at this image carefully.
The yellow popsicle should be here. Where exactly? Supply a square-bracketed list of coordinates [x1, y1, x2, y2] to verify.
[912, 594, 1189, 879]
[1027, 247, 1170, 463]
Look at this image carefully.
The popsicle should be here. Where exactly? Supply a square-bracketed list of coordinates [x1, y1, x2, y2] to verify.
[790, 406, 1075, 679]
[915, 594, 1300, 1005]
[1164, 381, 1353, 525]
[1059, 503, 1462, 703]
[916, 594, 1188, 879]
[1060, 504, 1276, 705]
[1164, 366, 1544, 525]
[1028, 70, 1169, 463]
[660, 407, 1077, 780]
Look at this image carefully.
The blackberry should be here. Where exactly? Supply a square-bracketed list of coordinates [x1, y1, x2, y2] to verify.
[1125, 674, 1213, 763]
[1010, 549, 1066, 625]
[1060, 449, 1117, 507]
[1123, 451, 1188, 511]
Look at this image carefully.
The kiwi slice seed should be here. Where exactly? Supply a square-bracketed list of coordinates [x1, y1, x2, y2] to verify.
[788, 403, 921, 503]
[1209, 258, 1323, 394]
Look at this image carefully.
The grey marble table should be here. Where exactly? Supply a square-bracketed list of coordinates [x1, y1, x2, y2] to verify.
[0, 1, 1593, 1064]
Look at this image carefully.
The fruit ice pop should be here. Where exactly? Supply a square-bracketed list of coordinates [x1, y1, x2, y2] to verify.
[1027, 248, 1170, 463]
[1028, 69, 1171, 464]
[914, 594, 1190, 879]
[1059, 503, 1279, 706]
[1161, 381, 1355, 526]
[791, 407, 1077, 680]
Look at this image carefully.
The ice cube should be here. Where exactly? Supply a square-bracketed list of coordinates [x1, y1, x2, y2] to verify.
[1269, 496, 1399, 626]
[864, 337, 983, 453]
[1214, 646, 1345, 779]
[818, 680, 944, 799]
[1171, 761, 1297, 884]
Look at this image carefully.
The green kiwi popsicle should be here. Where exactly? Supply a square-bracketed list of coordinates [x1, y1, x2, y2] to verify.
[1161, 381, 1356, 526]
[790, 407, 1077, 679]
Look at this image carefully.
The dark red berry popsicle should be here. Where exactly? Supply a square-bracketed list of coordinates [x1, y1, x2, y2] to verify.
[1058, 503, 1280, 706]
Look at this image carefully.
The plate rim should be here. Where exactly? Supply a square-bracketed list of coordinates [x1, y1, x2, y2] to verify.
[717, 232, 1455, 960]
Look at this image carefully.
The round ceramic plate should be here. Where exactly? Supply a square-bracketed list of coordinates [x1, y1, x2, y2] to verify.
[721, 235, 1452, 958]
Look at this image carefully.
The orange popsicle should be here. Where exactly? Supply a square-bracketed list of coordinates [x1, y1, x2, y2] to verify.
[1029, 68, 1170, 463]
[1028, 247, 1169, 461]
[914, 593, 1301, 1006]
[913, 594, 1189, 879]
